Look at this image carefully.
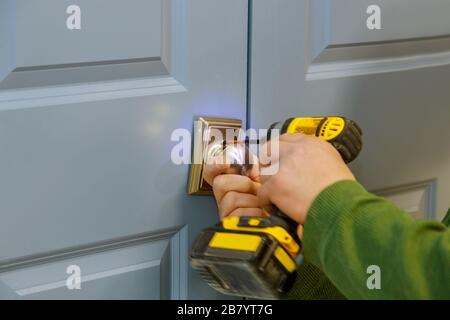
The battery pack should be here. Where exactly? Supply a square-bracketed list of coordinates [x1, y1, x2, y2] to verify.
[190, 217, 299, 299]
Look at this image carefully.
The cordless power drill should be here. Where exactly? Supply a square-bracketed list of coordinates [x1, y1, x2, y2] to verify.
[190, 116, 363, 299]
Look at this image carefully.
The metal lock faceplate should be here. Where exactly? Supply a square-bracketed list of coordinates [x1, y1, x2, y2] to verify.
[188, 117, 242, 195]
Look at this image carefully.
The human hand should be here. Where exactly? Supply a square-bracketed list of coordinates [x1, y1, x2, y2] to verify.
[258, 134, 356, 225]
[203, 156, 267, 220]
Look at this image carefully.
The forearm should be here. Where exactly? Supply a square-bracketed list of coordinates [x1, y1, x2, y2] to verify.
[303, 180, 450, 299]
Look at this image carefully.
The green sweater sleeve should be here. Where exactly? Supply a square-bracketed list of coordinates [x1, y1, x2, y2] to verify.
[283, 259, 346, 300]
[302, 180, 450, 299]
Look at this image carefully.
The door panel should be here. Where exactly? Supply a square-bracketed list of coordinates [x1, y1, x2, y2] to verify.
[0, 227, 186, 299]
[0, 0, 15, 84]
[308, 0, 450, 80]
[16, 0, 161, 67]
[0, 0, 248, 299]
[251, 0, 450, 221]
[328, 0, 450, 44]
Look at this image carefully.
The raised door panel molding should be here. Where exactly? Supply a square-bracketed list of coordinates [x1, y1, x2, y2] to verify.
[306, 0, 450, 80]
[0, 226, 188, 299]
[0, 0, 188, 111]
[374, 180, 437, 220]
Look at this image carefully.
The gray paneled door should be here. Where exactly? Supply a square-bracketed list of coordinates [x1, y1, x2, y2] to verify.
[0, 0, 247, 299]
[251, 0, 450, 222]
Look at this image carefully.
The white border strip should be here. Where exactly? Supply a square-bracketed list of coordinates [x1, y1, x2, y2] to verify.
[0, 76, 186, 111]
[306, 50, 450, 81]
